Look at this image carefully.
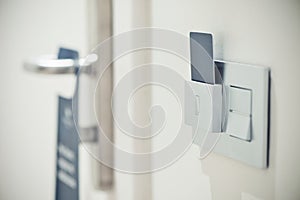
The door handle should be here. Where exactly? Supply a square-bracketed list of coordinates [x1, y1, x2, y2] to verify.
[24, 54, 90, 74]
[23, 53, 99, 142]
[24, 51, 114, 191]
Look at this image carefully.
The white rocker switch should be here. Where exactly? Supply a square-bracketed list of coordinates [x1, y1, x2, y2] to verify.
[226, 86, 252, 141]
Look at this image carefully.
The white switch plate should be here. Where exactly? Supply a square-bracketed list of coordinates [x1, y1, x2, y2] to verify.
[214, 60, 270, 168]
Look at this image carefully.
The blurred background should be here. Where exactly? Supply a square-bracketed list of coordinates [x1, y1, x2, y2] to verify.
[0, 0, 300, 200]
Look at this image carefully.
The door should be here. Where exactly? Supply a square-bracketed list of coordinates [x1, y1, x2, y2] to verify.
[0, 0, 150, 200]
[0, 0, 87, 199]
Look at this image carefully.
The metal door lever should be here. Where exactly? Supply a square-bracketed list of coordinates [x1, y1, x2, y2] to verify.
[24, 54, 89, 74]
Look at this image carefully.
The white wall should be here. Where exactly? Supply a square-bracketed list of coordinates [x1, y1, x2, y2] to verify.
[150, 0, 300, 199]
[0, 0, 88, 199]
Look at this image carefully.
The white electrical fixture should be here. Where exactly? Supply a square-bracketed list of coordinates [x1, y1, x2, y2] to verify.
[185, 60, 270, 168]
[186, 32, 270, 168]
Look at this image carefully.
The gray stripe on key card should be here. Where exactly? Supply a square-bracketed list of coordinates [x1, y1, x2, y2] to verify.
[190, 32, 215, 84]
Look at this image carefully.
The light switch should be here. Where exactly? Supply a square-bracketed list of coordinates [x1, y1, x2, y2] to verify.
[229, 86, 251, 115]
[227, 112, 251, 141]
[226, 86, 252, 141]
